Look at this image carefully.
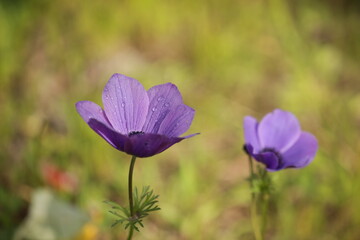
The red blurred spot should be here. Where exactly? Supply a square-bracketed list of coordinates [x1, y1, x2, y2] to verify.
[41, 163, 78, 193]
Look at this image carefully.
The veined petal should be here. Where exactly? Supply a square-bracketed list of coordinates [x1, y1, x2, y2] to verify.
[102, 73, 149, 134]
[258, 109, 301, 153]
[142, 83, 183, 134]
[243, 116, 261, 152]
[76, 101, 127, 149]
[281, 132, 318, 169]
[75, 101, 112, 128]
[124, 133, 185, 158]
[88, 119, 128, 151]
[157, 104, 195, 137]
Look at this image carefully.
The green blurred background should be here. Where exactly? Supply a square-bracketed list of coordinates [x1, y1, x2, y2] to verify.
[1, 0, 360, 239]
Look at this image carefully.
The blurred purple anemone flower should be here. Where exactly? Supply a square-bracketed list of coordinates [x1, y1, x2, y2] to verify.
[243, 109, 318, 171]
[76, 73, 198, 158]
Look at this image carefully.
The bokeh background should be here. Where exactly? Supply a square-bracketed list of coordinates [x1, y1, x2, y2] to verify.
[1, 0, 360, 239]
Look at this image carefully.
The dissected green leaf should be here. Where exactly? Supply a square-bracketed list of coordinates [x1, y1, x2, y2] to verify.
[105, 186, 160, 232]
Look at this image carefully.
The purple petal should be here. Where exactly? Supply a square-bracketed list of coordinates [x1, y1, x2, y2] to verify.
[258, 109, 301, 153]
[243, 116, 261, 152]
[245, 144, 280, 170]
[124, 133, 185, 158]
[75, 101, 112, 128]
[281, 132, 318, 169]
[181, 133, 200, 139]
[244, 143, 254, 156]
[157, 104, 195, 137]
[253, 152, 280, 170]
[102, 73, 149, 135]
[142, 83, 183, 134]
[88, 119, 128, 151]
[75, 101, 128, 150]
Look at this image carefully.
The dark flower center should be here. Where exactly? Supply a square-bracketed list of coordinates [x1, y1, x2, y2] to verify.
[260, 148, 283, 168]
[128, 131, 145, 137]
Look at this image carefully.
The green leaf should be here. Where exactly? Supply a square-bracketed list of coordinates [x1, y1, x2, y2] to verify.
[105, 185, 161, 232]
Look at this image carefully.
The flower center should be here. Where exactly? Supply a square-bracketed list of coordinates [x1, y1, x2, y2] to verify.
[128, 131, 145, 137]
[260, 148, 283, 168]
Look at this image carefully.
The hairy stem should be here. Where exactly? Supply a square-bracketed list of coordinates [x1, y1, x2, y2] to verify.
[127, 226, 134, 240]
[245, 147, 263, 240]
[260, 171, 269, 239]
[261, 193, 269, 238]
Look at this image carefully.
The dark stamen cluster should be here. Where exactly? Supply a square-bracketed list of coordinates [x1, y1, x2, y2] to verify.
[128, 131, 145, 137]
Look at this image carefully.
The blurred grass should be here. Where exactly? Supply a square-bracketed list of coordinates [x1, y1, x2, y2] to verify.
[1, 0, 360, 239]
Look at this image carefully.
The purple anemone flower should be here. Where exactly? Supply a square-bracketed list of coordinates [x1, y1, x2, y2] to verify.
[76, 73, 198, 158]
[243, 109, 318, 171]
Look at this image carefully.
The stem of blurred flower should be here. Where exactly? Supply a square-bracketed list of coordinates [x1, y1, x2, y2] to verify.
[247, 154, 263, 240]
[244, 145, 263, 240]
[259, 168, 271, 240]
[128, 155, 137, 240]
[260, 187, 269, 238]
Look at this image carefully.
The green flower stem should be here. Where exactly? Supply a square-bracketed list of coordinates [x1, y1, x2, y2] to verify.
[128, 155, 137, 240]
[247, 153, 263, 240]
[127, 226, 134, 240]
[261, 190, 269, 238]
[128, 155, 137, 216]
